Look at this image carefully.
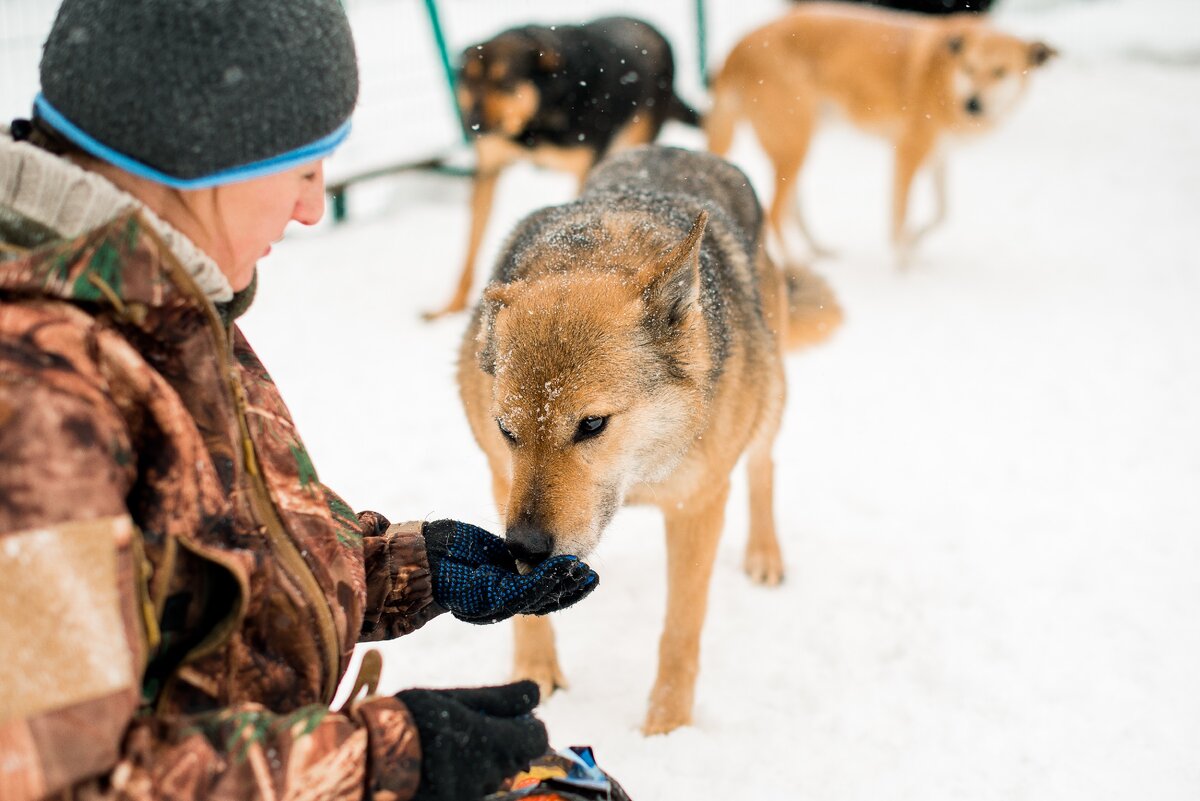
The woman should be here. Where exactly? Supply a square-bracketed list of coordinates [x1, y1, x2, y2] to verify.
[0, 1, 603, 799]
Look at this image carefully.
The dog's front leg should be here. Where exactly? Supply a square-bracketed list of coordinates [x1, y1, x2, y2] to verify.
[644, 480, 730, 735]
[891, 130, 936, 268]
[907, 156, 949, 250]
[423, 167, 499, 320]
[745, 430, 785, 586]
[512, 613, 568, 698]
[425, 135, 522, 320]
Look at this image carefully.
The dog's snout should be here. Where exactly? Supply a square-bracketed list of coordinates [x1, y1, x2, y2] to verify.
[965, 95, 983, 116]
[505, 520, 554, 567]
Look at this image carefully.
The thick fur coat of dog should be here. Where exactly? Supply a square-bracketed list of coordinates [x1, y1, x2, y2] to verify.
[707, 2, 1056, 264]
[425, 17, 700, 319]
[457, 146, 841, 734]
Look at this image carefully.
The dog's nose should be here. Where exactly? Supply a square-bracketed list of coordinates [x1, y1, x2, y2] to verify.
[463, 111, 484, 134]
[965, 95, 984, 116]
[505, 520, 554, 567]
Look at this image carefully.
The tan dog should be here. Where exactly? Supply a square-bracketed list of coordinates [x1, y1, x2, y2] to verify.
[707, 2, 1056, 264]
[457, 146, 841, 734]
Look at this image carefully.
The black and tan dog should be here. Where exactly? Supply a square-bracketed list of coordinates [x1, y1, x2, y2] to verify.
[792, 0, 996, 14]
[424, 16, 700, 320]
[457, 145, 842, 734]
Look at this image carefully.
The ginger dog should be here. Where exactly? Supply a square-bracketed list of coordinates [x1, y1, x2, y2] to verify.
[457, 145, 841, 734]
[707, 2, 1056, 264]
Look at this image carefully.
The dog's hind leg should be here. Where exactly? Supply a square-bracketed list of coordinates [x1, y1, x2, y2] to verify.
[644, 480, 730, 735]
[704, 81, 739, 157]
[744, 404, 786, 586]
[759, 117, 831, 262]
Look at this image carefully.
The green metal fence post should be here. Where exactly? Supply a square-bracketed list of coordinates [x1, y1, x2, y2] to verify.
[423, 0, 466, 142]
[696, 0, 709, 88]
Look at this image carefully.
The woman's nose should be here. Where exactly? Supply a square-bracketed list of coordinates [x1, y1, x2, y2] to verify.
[295, 166, 326, 225]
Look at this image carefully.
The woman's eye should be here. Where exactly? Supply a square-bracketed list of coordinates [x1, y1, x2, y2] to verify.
[497, 419, 518, 444]
[574, 416, 607, 442]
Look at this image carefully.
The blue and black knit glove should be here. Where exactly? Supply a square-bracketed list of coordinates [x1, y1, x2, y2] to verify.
[422, 519, 598, 624]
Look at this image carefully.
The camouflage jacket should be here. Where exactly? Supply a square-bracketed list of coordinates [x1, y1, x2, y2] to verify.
[0, 134, 443, 800]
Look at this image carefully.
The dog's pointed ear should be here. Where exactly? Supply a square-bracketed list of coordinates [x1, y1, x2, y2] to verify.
[476, 280, 522, 375]
[639, 211, 708, 329]
[1028, 41, 1058, 67]
[483, 281, 520, 309]
[459, 49, 484, 80]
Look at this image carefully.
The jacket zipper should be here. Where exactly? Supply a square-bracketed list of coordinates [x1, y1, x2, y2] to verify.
[229, 374, 341, 701]
[158, 247, 341, 703]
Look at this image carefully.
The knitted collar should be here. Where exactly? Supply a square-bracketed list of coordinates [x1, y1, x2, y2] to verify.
[0, 128, 234, 303]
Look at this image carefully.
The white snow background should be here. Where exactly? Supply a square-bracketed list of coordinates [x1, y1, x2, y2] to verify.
[239, 2, 1200, 799]
[6, 0, 1199, 798]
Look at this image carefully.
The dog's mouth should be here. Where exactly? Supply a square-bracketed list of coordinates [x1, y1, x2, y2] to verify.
[507, 540, 552, 574]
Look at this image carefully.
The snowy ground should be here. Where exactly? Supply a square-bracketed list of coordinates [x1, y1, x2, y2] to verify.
[208, 1, 1197, 798]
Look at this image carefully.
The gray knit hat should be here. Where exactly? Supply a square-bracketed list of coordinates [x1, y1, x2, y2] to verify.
[37, 0, 358, 188]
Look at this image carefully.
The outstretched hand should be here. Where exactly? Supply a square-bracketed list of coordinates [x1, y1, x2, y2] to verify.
[422, 519, 598, 624]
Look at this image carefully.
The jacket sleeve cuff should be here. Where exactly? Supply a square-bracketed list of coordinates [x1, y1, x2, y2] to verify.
[360, 520, 446, 641]
[350, 696, 423, 801]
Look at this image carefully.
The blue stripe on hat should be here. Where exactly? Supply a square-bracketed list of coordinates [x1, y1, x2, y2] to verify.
[34, 94, 350, 190]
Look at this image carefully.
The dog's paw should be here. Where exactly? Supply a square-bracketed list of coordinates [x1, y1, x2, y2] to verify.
[743, 546, 785, 586]
[642, 693, 692, 736]
[512, 656, 568, 699]
[420, 302, 464, 322]
[809, 243, 837, 261]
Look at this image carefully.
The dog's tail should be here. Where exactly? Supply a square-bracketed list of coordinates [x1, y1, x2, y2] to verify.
[704, 71, 738, 156]
[666, 91, 703, 128]
[781, 263, 843, 351]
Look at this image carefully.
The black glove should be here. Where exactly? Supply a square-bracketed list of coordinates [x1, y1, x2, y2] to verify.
[397, 680, 549, 801]
[423, 519, 598, 624]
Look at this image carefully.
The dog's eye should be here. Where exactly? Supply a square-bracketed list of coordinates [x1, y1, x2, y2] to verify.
[574, 416, 608, 442]
[993, 67, 1007, 79]
[497, 419, 518, 445]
